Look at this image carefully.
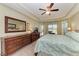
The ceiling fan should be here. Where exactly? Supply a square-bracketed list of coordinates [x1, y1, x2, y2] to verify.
[39, 3, 59, 15]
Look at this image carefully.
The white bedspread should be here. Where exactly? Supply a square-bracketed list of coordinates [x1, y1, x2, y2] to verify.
[35, 34, 79, 56]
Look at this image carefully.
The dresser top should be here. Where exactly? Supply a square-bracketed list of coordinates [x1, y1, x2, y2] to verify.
[0, 32, 31, 38]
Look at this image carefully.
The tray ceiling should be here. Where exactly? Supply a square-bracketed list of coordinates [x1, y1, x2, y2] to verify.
[2, 3, 76, 22]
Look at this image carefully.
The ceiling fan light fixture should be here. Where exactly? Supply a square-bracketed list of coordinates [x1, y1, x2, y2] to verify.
[46, 11, 50, 15]
[39, 3, 59, 15]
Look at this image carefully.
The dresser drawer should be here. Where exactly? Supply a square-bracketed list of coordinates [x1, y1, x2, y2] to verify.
[5, 34, 31, 55]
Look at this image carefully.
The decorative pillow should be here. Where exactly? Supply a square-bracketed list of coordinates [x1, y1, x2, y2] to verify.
[65, 31, 79, 41]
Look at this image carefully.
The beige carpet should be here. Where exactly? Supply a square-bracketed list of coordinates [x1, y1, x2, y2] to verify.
[9, 41, 36, 56]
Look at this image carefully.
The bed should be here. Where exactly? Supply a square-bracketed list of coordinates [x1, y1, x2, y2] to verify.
[34, 32, 79, 56]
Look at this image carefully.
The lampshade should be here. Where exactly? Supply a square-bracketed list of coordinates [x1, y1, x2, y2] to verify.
[68, 27, 71, 30]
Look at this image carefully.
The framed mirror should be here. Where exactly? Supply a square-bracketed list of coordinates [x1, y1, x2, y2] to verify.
[5, 16, 26, 33]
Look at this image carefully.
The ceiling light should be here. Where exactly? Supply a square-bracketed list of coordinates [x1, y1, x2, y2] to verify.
[46, 11, 50, 15]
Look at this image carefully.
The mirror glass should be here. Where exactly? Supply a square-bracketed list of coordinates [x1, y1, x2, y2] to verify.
[5, 16, 26, 33]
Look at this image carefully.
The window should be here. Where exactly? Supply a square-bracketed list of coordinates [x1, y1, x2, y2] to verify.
[48, 24, 57, 34]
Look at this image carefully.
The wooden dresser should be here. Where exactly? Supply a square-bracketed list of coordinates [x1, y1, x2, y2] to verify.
[4, 34, 31, 55]
[4, 32, 40, 56]
[31, 32, 40, 42]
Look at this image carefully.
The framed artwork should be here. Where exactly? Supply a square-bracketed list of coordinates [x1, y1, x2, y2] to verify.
[8, 23, 16, 29]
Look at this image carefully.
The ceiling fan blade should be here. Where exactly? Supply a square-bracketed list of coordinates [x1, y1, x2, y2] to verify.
[41, 12, 46, 15]
[49, 3, 54, 8]
[39, 8, 46, 11]
[51, 9, 59, 11]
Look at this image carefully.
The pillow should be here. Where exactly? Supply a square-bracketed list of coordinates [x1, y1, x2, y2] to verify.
[65, 32, 79, 41]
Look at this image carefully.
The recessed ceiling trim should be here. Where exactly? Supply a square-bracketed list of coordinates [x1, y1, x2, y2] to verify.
[64, 3, 77, 18]
[18, 4, 41, 21]
[2, 4, 40, 22]
[1, 3, 76, 22]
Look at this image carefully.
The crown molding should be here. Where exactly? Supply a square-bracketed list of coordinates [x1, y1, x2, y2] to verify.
[65, 4, 78, 19]
[18, 4, 41, 22]
[2, 4, 41, 23]
[2, 3, 77, 23]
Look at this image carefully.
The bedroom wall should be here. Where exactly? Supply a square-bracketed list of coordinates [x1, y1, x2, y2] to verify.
[57, 21, 63, 35]
[0, 4, 40, 34]
[43, 22, 49, 35]
[66, 4, 79, 32]
[70, 12, 79, 32]
[66, 18, 73, 31]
